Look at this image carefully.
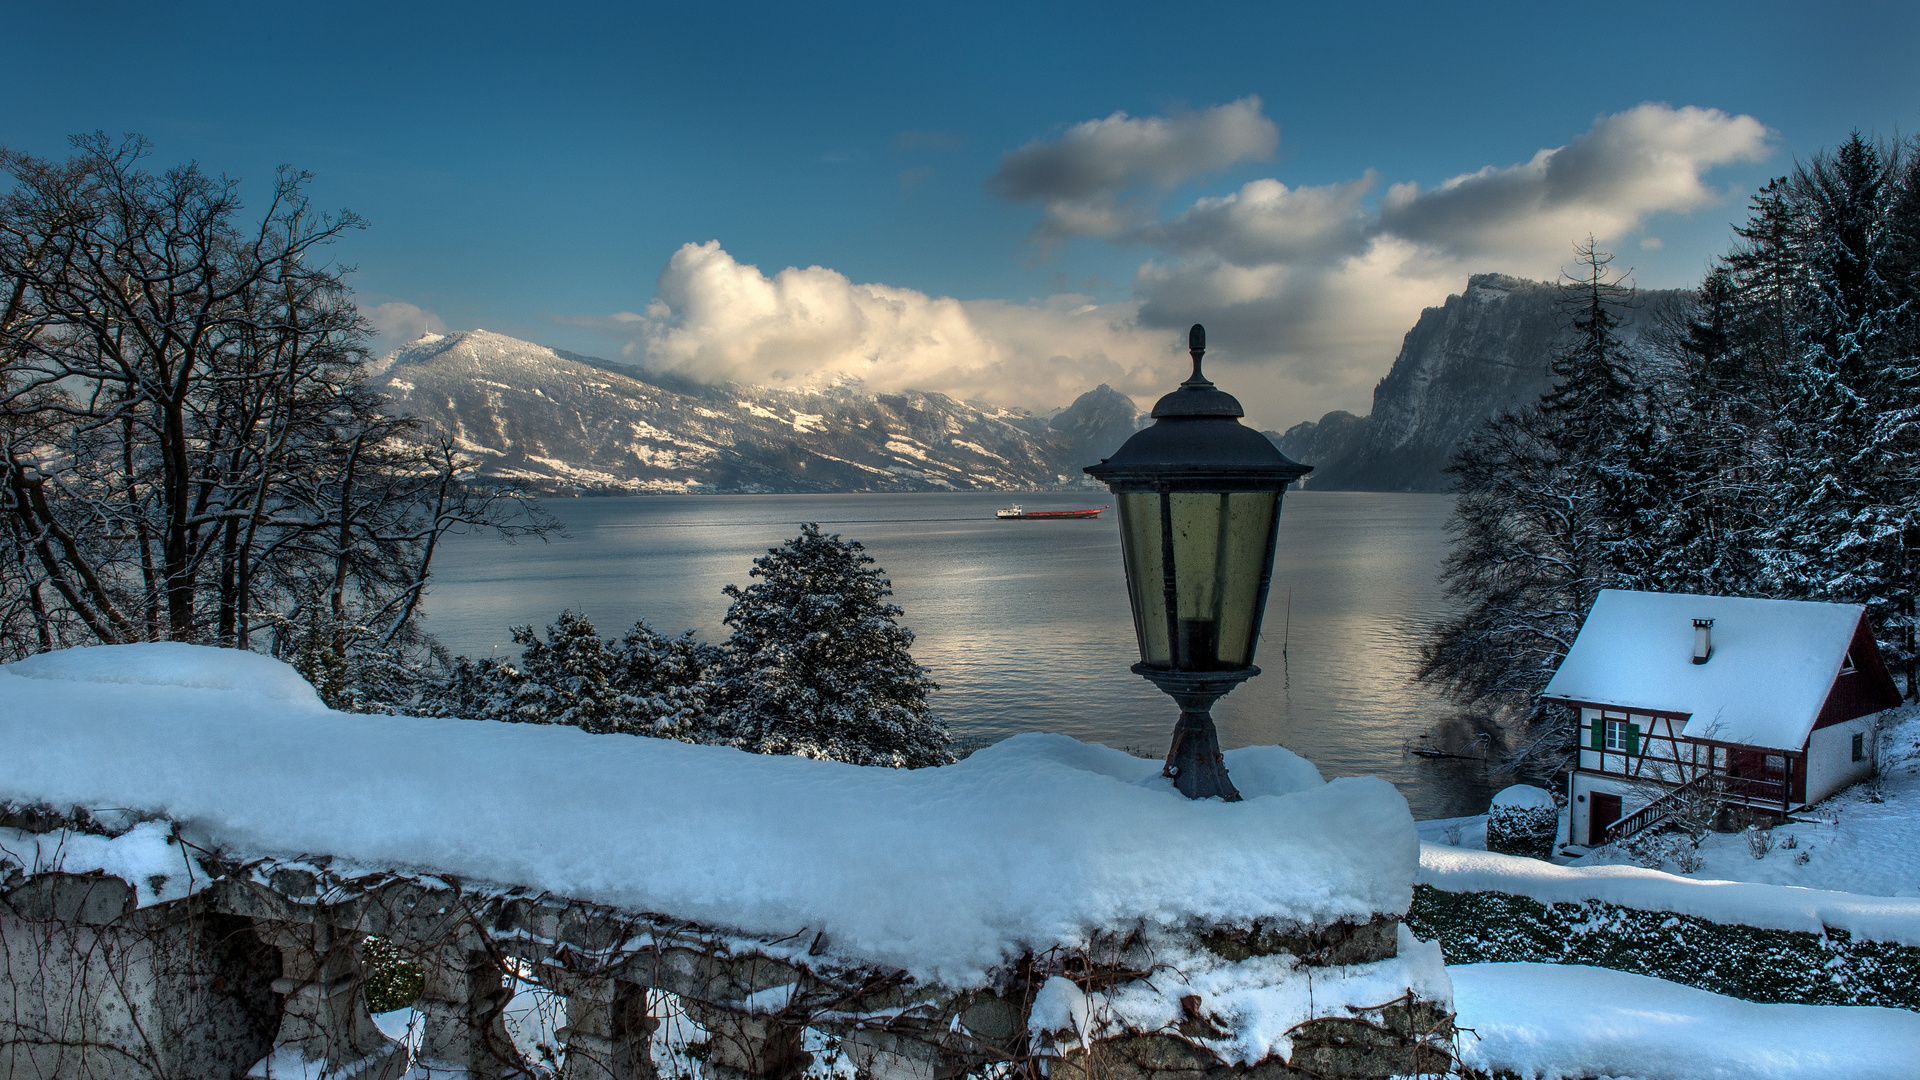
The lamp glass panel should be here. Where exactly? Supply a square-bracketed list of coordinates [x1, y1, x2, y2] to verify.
[1116, 491, 1170, 665]
[1168, 491, 1279, 670]
[1215, 491, 1279, 666]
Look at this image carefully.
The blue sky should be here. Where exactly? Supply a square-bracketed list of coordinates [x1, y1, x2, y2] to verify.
[8, 1, 1917, 428]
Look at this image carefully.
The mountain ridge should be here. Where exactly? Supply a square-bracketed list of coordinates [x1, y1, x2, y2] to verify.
[369, 330, 1145, 494]
[1275, 274, 1687, 491]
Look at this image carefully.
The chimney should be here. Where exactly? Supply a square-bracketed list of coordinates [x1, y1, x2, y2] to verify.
[1693, 618, 1714, 665]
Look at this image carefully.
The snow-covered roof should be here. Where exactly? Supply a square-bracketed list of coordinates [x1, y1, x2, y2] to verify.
[1542, 590, 1864, 751]
[0, 644, 1418, 987]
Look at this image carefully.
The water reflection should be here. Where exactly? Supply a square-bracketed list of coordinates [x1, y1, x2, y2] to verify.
[420, 491, 1492, 818]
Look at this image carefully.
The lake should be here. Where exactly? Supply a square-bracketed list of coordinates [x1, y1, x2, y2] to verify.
[419, 490, 1493, 819]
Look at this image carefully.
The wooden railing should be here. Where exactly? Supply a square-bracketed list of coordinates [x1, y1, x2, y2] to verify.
[1603, 770, 1795, 844]
[1717, 773, 1790, 812]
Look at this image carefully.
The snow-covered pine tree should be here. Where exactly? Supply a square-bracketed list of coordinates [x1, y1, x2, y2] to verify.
[501, 611, 631, 732]
[1421, 242, 1650, 772]
[712, 523, 950, 767]
[1761, 134, 1920, 691]
[1638, 267, 1770, 596]
[614, 621, 721, 737]
[1544, 239, 1679, 594]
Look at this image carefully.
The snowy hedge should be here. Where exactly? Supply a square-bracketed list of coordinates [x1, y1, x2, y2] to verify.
[1483, 785, 1557, 859]
[1408, 885, 1920, 1011]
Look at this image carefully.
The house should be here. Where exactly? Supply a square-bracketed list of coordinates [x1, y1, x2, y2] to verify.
[1543, 590, 1902, 848]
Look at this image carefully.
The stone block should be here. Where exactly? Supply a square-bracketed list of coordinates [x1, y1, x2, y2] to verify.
[0, 897, 278, 1080]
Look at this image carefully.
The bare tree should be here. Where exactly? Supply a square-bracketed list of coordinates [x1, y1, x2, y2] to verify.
[0, 135, 549, 692]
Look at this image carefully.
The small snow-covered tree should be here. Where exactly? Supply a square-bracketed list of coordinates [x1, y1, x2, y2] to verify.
[712, 523, 949, 767]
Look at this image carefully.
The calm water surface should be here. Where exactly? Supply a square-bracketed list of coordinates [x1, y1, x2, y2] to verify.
[421, 491, 1492, 818]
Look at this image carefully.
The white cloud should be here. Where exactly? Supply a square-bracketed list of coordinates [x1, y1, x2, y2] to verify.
[367, 301, 447, 357]
[988, 97, 1278, 245]
[579, 241, 1185, 411]
[1133, 174, 1376, 267]
[1374, 103, 1770, 263]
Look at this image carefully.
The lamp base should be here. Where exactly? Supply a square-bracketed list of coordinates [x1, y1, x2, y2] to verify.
[1131, 664, 1258, 802]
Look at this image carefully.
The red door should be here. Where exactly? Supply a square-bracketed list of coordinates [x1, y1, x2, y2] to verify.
[1590, 793, 1622, 846]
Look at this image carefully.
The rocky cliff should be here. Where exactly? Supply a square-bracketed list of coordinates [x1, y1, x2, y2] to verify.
[1275, 274, 1683, 491]
[368, 331, 1142, 493]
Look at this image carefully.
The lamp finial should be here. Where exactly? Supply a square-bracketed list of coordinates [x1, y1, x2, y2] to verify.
[1185, 323, 1210, 386]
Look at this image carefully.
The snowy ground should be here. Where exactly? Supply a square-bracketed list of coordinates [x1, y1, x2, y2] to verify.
[1450, 962, 1920, 1080]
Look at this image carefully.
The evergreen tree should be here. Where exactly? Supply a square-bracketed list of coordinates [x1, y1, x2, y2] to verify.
[1762, 134, 1920, 690]
[1421, 241, 1652, 771]
[1640, 267, 1769, 595]
[711, 523, 949, 767]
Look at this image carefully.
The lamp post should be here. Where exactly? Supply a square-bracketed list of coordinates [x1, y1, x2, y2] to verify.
[1085, 325, 1312, 800]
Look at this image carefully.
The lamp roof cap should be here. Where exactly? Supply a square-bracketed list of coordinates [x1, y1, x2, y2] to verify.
[1154, 323, 1244, 417]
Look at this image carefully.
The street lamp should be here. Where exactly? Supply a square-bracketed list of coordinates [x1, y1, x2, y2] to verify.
[1085, 325, 1312, 799]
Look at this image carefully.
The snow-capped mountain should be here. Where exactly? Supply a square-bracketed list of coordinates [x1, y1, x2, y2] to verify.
[1275, 274, 1686, 491]
[368, 330, 1144, 493]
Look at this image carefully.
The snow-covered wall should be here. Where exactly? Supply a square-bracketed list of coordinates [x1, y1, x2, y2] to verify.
[0, 644, 1419, 986]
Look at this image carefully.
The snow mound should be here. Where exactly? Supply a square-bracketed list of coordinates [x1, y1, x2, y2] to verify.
[1421, 843, 1920, 945]
[1452, 962, 1920, 1080]
[4, 642, 325, 709]
[0, 645, 1417, 987]
[1490, 784, 1555, 810]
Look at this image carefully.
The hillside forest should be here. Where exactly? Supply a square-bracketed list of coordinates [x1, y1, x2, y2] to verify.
[1420, 132, 1920, 775]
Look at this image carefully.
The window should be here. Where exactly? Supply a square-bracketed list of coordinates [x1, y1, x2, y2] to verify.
[1853, 732, 1867, 762]
[1765, 754, 1786, 774]
[1589, 712, 1639, 757]
[1840, 650, 1857, 674]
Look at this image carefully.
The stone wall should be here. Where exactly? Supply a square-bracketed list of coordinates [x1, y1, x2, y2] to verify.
[2, 825, 1453, 1080]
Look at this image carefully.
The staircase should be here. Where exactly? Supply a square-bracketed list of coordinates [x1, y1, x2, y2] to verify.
[1603, 772, 1720, 843]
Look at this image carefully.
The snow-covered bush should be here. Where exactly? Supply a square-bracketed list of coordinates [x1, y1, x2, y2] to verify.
[1746, 825, 1774, 860]
[1620, 831, 1702, 873]
[1484, 785, 1559, 859]
[424, 611, 718, 738]
[1409, 884, 1920, 1010]
[709, 523, 950, 768]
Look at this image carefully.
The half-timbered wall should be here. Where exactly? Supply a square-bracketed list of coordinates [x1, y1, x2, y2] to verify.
[1575, 708, 1711, 785]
